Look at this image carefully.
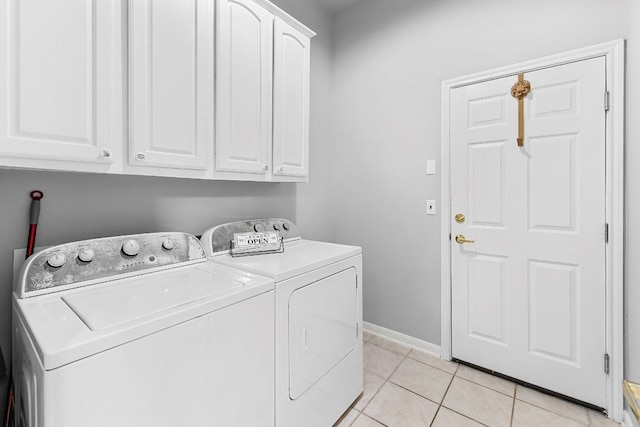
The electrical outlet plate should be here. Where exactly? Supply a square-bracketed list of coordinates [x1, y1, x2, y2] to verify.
[427, 200, 436, 215]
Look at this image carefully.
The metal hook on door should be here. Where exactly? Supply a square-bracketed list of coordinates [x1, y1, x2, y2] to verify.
[511, 73, 532, 147]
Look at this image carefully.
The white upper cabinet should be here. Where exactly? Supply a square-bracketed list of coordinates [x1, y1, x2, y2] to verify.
[0, 0, 123, 172]
[272, 17, 311, 178]
[128, 0, 212, 172]
[215, 0, 274, 176]
[0, 0, 314, 182]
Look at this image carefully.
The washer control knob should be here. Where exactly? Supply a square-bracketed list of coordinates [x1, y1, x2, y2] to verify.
[78, 248, 95, 263]
[254, 223, 265, 232]
[282, 222, 290, 231]
[273, 223, 281, 231]
[47, 253, 67, 268]
[121, 240, 141, 257]
[162, 239, 174, 250]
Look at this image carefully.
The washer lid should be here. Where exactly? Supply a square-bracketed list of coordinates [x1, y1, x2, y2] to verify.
[63, 267, 240, 331]
[14, 263, 274, 370]
[212, 240, 361, 282]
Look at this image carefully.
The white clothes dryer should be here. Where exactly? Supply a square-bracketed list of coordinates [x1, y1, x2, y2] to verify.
[12, 232, 275, 427]
[201, 219, 363, 427]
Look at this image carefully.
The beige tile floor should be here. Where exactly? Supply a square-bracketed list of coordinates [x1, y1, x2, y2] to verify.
[334, 332, 619, 427]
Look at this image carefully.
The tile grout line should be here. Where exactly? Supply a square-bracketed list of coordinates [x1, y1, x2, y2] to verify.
[407, 350, 460, 376]
[429, 364, 457, 427]
[513, 395, 595, 427]
[509, 386, 516, 427]
[368, 341, 465, 426]
[377, 345, 494, 427]
[439, 366, 495, 427]
[429, 406, 442, 427]
[356, 343, 410, 426]
[513, 393, 592, 426]
[362, 350, 410, 426]
[374, 341, 516, 426]
[452, 375, 516, 399]
[339, 335, 375, 426]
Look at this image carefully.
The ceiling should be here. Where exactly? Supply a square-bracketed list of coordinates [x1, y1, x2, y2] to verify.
[314, 0, 363, 14]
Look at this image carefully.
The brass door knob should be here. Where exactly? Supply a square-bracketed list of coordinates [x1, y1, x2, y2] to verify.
[455, 234, 475, 244]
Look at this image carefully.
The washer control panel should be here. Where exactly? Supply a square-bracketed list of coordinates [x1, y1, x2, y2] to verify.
[18, 233, 206, 298]
[203, 218, 301, 255]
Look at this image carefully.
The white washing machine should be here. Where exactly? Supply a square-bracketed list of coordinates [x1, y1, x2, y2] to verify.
[201, 218, 363, 427]
[12, 232, 275, 427]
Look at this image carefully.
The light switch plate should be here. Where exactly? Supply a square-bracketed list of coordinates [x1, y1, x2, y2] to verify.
[427, 200, 436, 215]
[426, 159, 436, 175]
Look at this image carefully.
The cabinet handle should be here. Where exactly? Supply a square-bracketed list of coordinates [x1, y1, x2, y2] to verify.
[136, 153, 146, 160]
[278, 166, 284, 173]
[263, 164, 269, 171]
[100, 149, 111, 158]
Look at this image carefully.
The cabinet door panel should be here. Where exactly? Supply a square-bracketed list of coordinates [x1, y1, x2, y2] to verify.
[129, 0, 211, 170]
[216, 0, 273, 174]
[0, 0, 119, 166]
[272, 18, 310, 178]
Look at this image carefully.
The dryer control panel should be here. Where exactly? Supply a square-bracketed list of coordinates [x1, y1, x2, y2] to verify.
[16, 233, 206, 298]
[202, 218, 301, 256]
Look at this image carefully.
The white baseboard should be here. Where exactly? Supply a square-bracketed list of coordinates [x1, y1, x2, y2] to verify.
[363, 321, 441, 356]
[624, 410, 639, 427]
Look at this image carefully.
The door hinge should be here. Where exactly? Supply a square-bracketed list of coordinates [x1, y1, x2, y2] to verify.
[604, 91, 610, 112]
[604, 353, 610, 375]
[356, 323, 359, 338]
[605, 223, 609, 243]
[449, 233, 452, 241]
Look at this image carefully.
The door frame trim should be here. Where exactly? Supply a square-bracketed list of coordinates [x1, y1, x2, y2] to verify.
[440, 39, 625, 420]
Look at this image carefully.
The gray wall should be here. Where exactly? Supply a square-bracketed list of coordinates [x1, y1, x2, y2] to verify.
[278, 0, 336, 243]
[331, 0, 628, 346]
[0, 0, 333, 411]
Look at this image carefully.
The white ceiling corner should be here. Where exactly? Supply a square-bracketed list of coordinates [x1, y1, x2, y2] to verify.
[314, 0, 364, 14]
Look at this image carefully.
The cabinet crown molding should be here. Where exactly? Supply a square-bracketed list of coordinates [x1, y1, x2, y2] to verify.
[252, 0, 316, 38]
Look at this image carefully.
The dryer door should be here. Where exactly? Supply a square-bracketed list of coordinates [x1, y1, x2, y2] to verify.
[288, 267, 358, 399]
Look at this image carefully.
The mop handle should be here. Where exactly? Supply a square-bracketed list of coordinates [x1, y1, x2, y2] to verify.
[26, 190, 43, 259]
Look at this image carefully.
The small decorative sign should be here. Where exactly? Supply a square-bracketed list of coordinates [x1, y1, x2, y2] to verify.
[231, 231, 283, 256]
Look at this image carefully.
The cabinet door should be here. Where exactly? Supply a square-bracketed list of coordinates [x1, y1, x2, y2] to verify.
[272, 18, 310, 178]
[0, 0, 121, 170]
[129, 0, 211, 171]
[216, 0, 273, 175]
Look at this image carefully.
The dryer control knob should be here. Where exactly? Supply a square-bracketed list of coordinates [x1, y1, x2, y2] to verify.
[162, 239, 174, 250]
[273, 223, 281, 231]
[254, 223, 265, 232]
[78, 248, 95, 263]
[282, 222, 290, 231]
[47, 253, 67, 268]
[122, 240, 141, 257]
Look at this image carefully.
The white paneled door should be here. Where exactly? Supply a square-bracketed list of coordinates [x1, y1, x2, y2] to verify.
[450, 57, 607, 407]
